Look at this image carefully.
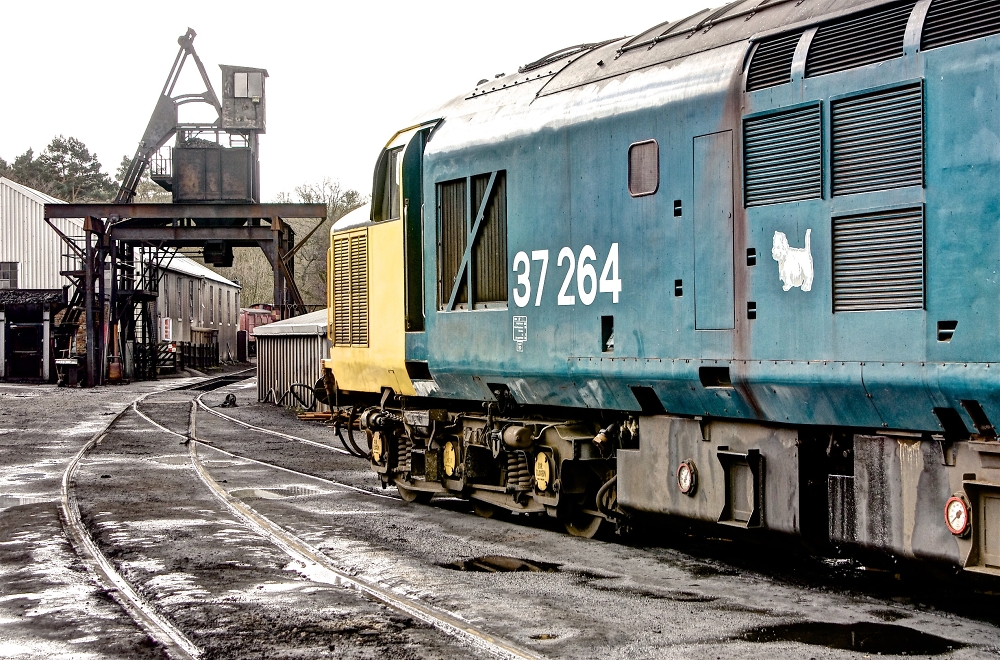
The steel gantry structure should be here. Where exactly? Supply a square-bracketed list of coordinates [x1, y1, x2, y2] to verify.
[42, 28, 328, 387]
[43, 203, 326, 387]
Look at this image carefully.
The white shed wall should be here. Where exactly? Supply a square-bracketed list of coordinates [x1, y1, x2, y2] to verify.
[256, 334, 330, 410]
[0, 178, 83, 290]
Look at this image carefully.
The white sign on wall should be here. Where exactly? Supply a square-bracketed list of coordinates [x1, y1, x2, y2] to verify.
[160, 317, 173, 342]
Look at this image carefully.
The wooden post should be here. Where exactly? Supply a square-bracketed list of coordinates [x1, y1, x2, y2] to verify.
[42, 308, 50, 382]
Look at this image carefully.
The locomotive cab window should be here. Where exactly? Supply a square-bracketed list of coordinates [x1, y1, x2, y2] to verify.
[628, 140, 659, 197]
[372, 147, 402, 222]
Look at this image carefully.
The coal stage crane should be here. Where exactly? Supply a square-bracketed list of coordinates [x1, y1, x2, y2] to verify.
[45, 28, 325, 386]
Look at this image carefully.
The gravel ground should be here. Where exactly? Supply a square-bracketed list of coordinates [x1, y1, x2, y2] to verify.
[5, 377, 1000, 658]
[76, 390, 481, 660]
[0, 380, 189, 659]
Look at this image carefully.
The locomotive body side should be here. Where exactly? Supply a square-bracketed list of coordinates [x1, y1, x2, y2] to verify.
[325, 0, 1000, 569]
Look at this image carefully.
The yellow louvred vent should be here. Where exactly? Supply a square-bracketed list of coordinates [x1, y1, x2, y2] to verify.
[333, 231, 368, 346]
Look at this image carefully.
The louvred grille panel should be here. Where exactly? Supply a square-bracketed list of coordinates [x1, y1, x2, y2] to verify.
[350, 234, 368, 345]
[743, 104, 823, 207]
[333, 236, 351, 345]
[806, 1, 915, 78]
[747, 31, 801, 91]
[472, 172, 508, 304]
[831, 83, 923, 196]
[833, 207, 924, 312]
[332, 232, 368, 346]
[921, 0, 1000, 50]
[438, 179, 468, 308]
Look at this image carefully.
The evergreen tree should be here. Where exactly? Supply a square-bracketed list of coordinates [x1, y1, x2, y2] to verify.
[39, 136, 116, 202]
[0, 136, 115, 202]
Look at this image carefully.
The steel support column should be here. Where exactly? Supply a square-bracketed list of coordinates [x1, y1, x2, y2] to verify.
[97, 235, 106, 387]
[84, 227, 95, 388]
[271, 217, 285, 319]
[42, 308, 50, 382]
[0, 307, 5, 379]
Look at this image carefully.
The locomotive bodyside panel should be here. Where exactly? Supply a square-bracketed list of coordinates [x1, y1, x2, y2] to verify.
[420, 45, 746, 414]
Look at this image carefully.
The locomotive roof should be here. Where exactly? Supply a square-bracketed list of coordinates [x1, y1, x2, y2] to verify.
[466, 0, 895, 100]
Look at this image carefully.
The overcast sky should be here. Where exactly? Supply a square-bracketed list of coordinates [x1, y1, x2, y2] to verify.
[1, 0, 708, 201]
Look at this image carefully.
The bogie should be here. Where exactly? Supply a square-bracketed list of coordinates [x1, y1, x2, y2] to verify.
[359, 404, 618, 528]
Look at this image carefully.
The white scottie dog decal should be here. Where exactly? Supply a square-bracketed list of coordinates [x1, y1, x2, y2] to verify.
[772, 229, 813, 292]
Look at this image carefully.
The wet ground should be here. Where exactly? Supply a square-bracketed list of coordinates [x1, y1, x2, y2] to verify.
[4, 376, 1000, 658]
[0, 380, 182, 659]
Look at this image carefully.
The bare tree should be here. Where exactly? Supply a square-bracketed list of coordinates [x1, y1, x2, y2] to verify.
[205, 177, 365, 308]
[114, 155, 172, 203]
[279, 178, 366, 306]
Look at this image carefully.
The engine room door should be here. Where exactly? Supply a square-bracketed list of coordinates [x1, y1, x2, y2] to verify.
[693, 131, 735, 330]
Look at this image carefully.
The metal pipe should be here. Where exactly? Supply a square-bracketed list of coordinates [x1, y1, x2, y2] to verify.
[595, 474, 619, 520]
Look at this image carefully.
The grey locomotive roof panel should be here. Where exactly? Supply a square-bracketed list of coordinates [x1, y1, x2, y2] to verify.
[538, 0, 897, 96]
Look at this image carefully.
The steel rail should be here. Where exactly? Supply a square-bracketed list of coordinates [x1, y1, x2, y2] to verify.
[183, 394, 542, 658]
[130, 387, 525, 656]
[185, 432, 544, 660]
[61, 391, 201, 660]
[193, 395, 353, 455]
[131, 396, 394, 501]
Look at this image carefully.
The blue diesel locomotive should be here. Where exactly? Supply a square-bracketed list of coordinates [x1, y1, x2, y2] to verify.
[320, 0, 1000, 568]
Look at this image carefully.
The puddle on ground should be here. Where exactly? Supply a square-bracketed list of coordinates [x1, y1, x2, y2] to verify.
[441, 555, 561, 573]
[688, 563, 738, 577]
[0, 495, 56, 510]
[229, 486, 321, 501]
[738, 622, 962, 655]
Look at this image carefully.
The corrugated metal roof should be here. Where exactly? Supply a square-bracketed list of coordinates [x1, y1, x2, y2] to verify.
[158, 253, 240, 288]
[0, 177, 70, 208]
[253, 309, 328, 336]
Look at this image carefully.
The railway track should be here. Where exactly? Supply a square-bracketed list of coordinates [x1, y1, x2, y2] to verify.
[63, 373, 541, 660]
[54, 374, 1000, 659]
[61, 389, 202, 660]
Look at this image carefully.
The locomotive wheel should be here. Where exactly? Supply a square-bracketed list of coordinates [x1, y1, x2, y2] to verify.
[473, 501, 500, 519]
[397, 483, 433, 504]
[562, 508, 604, 538]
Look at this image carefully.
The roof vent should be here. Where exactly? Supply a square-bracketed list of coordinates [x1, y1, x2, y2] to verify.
[518, 38, 621, 73]
[746, 31, 801, 91]
[921, 0, 1000, 51]
[806, 1, 916, 78]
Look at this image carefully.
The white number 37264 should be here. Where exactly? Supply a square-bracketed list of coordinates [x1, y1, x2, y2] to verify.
[512, 243, 621, 308]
